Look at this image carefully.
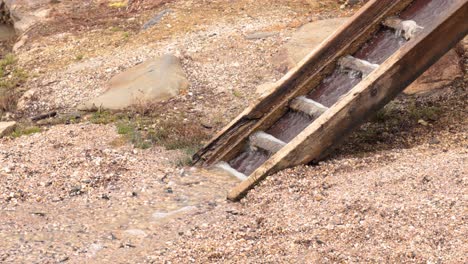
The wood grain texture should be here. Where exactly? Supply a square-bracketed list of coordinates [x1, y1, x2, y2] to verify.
[193, 0, 415, 167]
[228, 0, 468, 201]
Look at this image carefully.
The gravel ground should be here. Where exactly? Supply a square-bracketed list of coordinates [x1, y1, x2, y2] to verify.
[0, 123, 238, 263]
[1, 121, 465, 263]
[15, 0, 349, 126]
[158, 136, 467, 263]
[1, 0, 466, 263]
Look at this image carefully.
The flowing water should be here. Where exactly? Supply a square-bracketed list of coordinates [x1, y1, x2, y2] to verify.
[307, 70, 362, 107]
[228, 148, 270, 175]
[266, 111, 315, 142]
[226, 0, 450, 176]
[354, 29, 407, 64]
[401, 0, 451, 26]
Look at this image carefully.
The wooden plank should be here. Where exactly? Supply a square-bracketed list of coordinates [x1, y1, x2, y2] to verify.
[228, 0, 468, 201]
[193, 0, 415, 166]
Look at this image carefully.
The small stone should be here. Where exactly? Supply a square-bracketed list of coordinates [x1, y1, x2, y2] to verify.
[418, 119, 429, 126]
[32, 212, 46, 217]
[52, 197, 63, 202]
[108, 233, 117, 240]
[245, 31, 278, 40]
[0, 121, 17, 138]
[201, 122, 213, 129]
[70, 185, 82, 195]
[87, 243, 104, 257]
[119, 243, 136, 248]
[142, 9, 172, 30]
[1, 112, 14, 121]
[58, 256, 69, 262]
[316, 238, 325, 245]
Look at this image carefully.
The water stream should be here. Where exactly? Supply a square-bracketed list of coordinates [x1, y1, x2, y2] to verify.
[228, 148, 270, 175]
[266, 111, 315, 142]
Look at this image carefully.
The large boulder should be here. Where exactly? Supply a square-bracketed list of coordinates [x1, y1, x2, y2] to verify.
[404, 49, 463, 94]
[272, 17, 349, 72]
[272, 17, 463, 95]
[79, 54, 189, 111]
[1, 0, 51, 34]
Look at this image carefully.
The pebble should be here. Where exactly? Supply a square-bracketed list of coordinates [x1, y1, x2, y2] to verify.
[245, 31, 278, 40]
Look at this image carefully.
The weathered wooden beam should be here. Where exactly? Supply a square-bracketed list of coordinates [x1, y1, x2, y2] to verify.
[228, 0, 468, 201]
[193, 0, 415, 167]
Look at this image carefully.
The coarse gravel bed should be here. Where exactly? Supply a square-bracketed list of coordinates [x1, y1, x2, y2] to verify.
[157, 138, 467, 263]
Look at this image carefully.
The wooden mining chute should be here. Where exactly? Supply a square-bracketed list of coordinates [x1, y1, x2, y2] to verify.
[193, 0, 468, 201]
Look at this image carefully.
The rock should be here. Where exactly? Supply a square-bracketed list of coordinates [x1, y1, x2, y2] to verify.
[16, 88, 36, 111]
[87, 243, 104, 257]
[79, 54, 189, 111]
[245, 31, 278, 40]
[12, 34, 27, 52]
[340, 0, 360, 9]
[0, 121, 16, 137]
[0, 112, 14, 121]
[404, 49, 463, 95]
[2, 0, 51, 35]
[418, 119, 429, 126]
[272, 17, 349, 72]
[142, 9, 171, 30]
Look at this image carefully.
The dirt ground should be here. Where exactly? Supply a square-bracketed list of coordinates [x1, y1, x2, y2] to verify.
[0, 0, 467, 263]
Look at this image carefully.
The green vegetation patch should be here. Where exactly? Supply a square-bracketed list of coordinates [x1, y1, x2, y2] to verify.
[11, 126, 41, 138]
[115, 116, 209, 154]
[95, 110, 210, 166]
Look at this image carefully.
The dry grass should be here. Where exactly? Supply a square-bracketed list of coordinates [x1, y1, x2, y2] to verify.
[89, 109, 210, 162]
